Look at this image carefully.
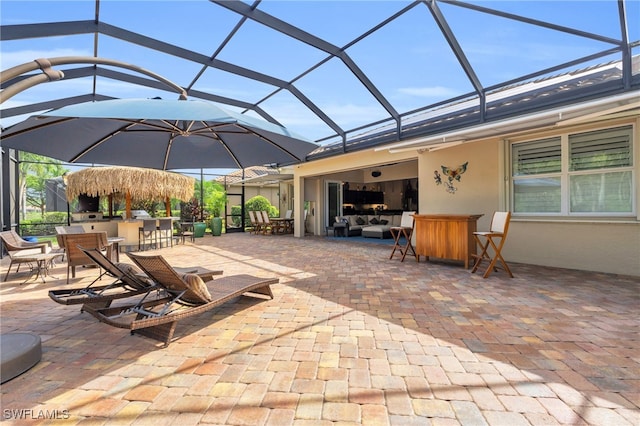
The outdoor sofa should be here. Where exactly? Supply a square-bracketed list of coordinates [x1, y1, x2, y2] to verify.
[334, 214, 403, 239]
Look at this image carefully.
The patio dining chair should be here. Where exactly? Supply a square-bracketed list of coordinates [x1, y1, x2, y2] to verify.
[175, 222, 195, 244]
[471, 211, 514, 278]
[283, 210, 294, 233]
[261, 211, 283, 234]
[248, 211, 260, 234]
[255, 211, 268, 234]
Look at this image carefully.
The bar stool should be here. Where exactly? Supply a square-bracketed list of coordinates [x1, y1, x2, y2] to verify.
[389, 211, 417, 262]
[138, 219, 157, 251]
[156, 218, 173, 248]
[471, 211, 514, 278]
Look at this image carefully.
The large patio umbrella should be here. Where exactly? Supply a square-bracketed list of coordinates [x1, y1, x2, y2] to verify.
[0, 98, 318, 170]
[65, 166, 195, 219]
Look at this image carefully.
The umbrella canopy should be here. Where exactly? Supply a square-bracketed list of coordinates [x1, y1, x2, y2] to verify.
[0, 98, 319, 170]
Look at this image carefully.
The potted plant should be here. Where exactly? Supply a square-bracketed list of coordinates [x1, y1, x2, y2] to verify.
[210, 213, 223, 237]
[207, 183, 227, 237]
[193, 222, 207, 238]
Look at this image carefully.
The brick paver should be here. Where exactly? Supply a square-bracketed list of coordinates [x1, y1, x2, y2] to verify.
[1, 233, 638, 425]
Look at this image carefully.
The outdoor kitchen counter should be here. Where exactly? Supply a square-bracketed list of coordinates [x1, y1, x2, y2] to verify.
[70, 220, 118, 238]
[117, 220, 144, 248]
[117, 218, 180, 250]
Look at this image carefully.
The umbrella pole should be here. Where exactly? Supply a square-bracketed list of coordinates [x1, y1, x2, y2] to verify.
[108, 194, 114, 218]
[126, 192, 132, 219]
[165, 197, 171, 217]
[200, 169, 204, 222]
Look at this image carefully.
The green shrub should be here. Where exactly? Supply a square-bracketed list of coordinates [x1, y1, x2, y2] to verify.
[21, 211, 68, 236]
[245, 195, 271, 213]
[231, 205, 243, 227]
[245, 196, 279, 217]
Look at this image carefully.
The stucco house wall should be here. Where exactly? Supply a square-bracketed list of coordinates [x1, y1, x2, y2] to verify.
[419, 139, 501, 229]
[295, 115, 639, 277]
[420, 134, 640, 277]
[224, 185, 279, 209]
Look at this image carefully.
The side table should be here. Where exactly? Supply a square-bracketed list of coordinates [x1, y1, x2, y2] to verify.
[333, 222, 347, 237]
[107, 237, 125, 262]
[14, 252, 63, 283]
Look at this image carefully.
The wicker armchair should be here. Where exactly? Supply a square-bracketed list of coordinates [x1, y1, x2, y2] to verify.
[61, 232, 113, 283]
[54, 225, 85, 261]
[0, 230, 52, 281]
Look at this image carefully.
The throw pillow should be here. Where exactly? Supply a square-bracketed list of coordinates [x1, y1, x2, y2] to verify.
[380, 215, 393, 224]
[115, 262, 154, 286]
[180, 273, 213, 303]
[341, 218, 349, 223]
[356, 216, 365, 225]
[380, 219, 389, 225]
[370, 217, 379, 225]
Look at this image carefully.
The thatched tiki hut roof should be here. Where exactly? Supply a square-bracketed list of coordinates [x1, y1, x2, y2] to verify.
[65, 166, 195, 218]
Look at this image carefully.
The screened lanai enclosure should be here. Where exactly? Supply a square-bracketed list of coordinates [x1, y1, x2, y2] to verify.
[1, 0, 639, 232]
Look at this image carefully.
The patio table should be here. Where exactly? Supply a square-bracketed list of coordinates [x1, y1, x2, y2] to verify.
[270, 218, 294, 234]
[14, 252, 63, 283]
[107, 237, 124, 262]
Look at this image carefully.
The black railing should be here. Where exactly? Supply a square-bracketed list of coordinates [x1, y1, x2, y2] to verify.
[17, 221, 68, 237]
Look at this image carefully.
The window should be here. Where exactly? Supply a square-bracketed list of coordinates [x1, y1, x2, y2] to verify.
[511, 125, 634, 216]
[512, 137, 562, 213]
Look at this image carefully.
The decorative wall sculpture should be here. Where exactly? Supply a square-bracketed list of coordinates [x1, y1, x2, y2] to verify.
[434, 162, 468, 194]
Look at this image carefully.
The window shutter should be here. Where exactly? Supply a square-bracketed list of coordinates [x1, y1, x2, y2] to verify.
[512, 137, 561, 176]
[569, 126, 632, 171]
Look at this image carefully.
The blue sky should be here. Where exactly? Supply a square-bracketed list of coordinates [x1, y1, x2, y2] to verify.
[1, 0, 638, 148]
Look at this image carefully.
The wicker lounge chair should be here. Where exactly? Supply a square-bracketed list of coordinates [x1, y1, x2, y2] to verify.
[84, 253, 277, 346]
[49, 247, 223, 309]
[49, 247, 156, 309]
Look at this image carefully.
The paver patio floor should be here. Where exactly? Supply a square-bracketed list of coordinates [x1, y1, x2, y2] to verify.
[1, 233, 638, 425]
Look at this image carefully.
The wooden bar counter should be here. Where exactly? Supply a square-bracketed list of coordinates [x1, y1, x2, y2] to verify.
[413, 214, 483, 268]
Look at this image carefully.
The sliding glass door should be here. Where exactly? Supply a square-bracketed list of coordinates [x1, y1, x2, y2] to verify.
[325, 181, 342, 227]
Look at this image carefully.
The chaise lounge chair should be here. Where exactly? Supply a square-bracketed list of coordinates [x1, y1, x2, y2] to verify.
[48, 247, 222, 309]
[83, 252, 278, 346]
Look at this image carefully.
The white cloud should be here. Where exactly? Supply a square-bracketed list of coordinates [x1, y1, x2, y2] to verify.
[322, 103, 385, 123]
[398, 86, 460, 98]
[1, 48, 92, 70]
[249, 100, 385, 141]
